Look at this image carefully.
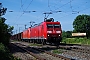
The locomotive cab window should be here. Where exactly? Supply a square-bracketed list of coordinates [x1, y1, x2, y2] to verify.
[54, 24, 61, 28]
[47, 24, 61, 28]
[47, 24, 53, 28]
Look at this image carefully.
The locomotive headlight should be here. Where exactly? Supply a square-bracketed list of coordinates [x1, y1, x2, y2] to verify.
[47, 31, 52, 33]
[48, 35, 49, 36]
[56, 31, 61, 33]
[45, 38, 46, 39]
[59, 35, 60, 36]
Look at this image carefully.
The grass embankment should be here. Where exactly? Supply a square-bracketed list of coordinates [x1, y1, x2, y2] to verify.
[29, 43, 43, 46]
[62, 38, 90, 45]
[52, 49, 63, 54]
[0, 43, 20, 60]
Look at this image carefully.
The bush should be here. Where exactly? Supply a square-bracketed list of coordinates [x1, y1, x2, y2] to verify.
[0, 17, 14, 45]
[0, 43, 20, 60]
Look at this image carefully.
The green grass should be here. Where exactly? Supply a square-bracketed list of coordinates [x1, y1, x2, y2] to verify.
[62, 38, 90, 45]
[10, 40, 19, 42]
[52, 49, 62, 54]
[29, 43, 43, 46]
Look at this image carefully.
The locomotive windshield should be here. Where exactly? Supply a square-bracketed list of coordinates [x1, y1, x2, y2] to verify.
[47, 24, 53, 28]
[54, 25, 60, 28]
[47, 24, 61, 28]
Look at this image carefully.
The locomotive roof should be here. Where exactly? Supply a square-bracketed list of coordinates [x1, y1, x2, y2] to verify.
[28, 18, 60, 28]
[22, 21, 60, 32]
[32, 21, 60, 27]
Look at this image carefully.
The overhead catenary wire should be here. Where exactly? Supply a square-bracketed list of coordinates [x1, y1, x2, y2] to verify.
[21, 0, 24, 11]
[13, 0, 34, 33]
[53, 0, 89, 19]
[16, 0, 89, 23]
[70, 0, 73, 12]
[14, 0, 28, 23]
[20, 0, 29, 11]
[15, 0, 33, 24]
[54, 0, 74, 11]
[47, 0, 74, 13]
[48, 0, 74, 11]
[48, 0, 63, 12]
[22, 0, 74, 22]
[47, 0, 74, 19]
[32, 0, 86, 23]
[13, 0, 90, 33]
[52, 0, 89, 21]
[78, 6, 90, 14]
[48, 0, 52, 11]
[56, 5, 90, 20]
[21, 0, 22, 8]
[24, 0, 33, 11]
[18, 0, 33, 19]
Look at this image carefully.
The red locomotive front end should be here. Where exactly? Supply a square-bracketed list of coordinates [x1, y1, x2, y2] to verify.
[45, 18, 62, 44]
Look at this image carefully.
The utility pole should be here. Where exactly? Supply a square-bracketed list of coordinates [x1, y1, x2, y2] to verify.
[25, 24, 27, 29]
[19, 27, 21, 33]
[12, 31, 15, 35]
[16, 30, 17, 34]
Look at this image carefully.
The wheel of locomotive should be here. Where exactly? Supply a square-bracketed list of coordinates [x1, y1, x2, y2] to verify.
[44, 39, 46, 44]
[34, 39, 36, 43]
[35, 39, 37, 43]
[37, 39, 40, 43]
[29, 39, 31, 43]
[42, 39, 46, 45]
[41, 39, 44, 45]
[38, 39, 40, 43]
[39, 39, 42, 44]
[28, 39, 30, 43]
[33, 39, 35, 44]
[40, 39, 41, 43]
[55, 40, 60, 45]
[37, 39, 38, 43]
[31, 39, 33, 43]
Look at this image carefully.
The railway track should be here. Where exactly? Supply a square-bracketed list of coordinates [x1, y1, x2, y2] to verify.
[12, 40, 90, 54]
[11, 42, 72, 60]
[10, 40, 90, 60]
[59, 43, 90, 54]
[58, 44, 90, 60]
[9, 43, 36, 60]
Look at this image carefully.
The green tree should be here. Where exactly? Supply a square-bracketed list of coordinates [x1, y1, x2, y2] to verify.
[73, 14, 90, 38]
[0, 3, 17, 60]
[0, 17, 14, 45]
[62, 30, 72, 38]
[0, 3, 7, 16]
[0, 3, 14, 45]
[62, 31, 67, 39]
[66, 31, 72, 38]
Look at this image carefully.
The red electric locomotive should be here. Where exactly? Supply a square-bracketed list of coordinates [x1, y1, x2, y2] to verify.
[22, 18, 62, 44]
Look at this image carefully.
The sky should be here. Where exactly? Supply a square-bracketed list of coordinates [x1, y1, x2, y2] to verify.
[0, 0, 90, 34]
